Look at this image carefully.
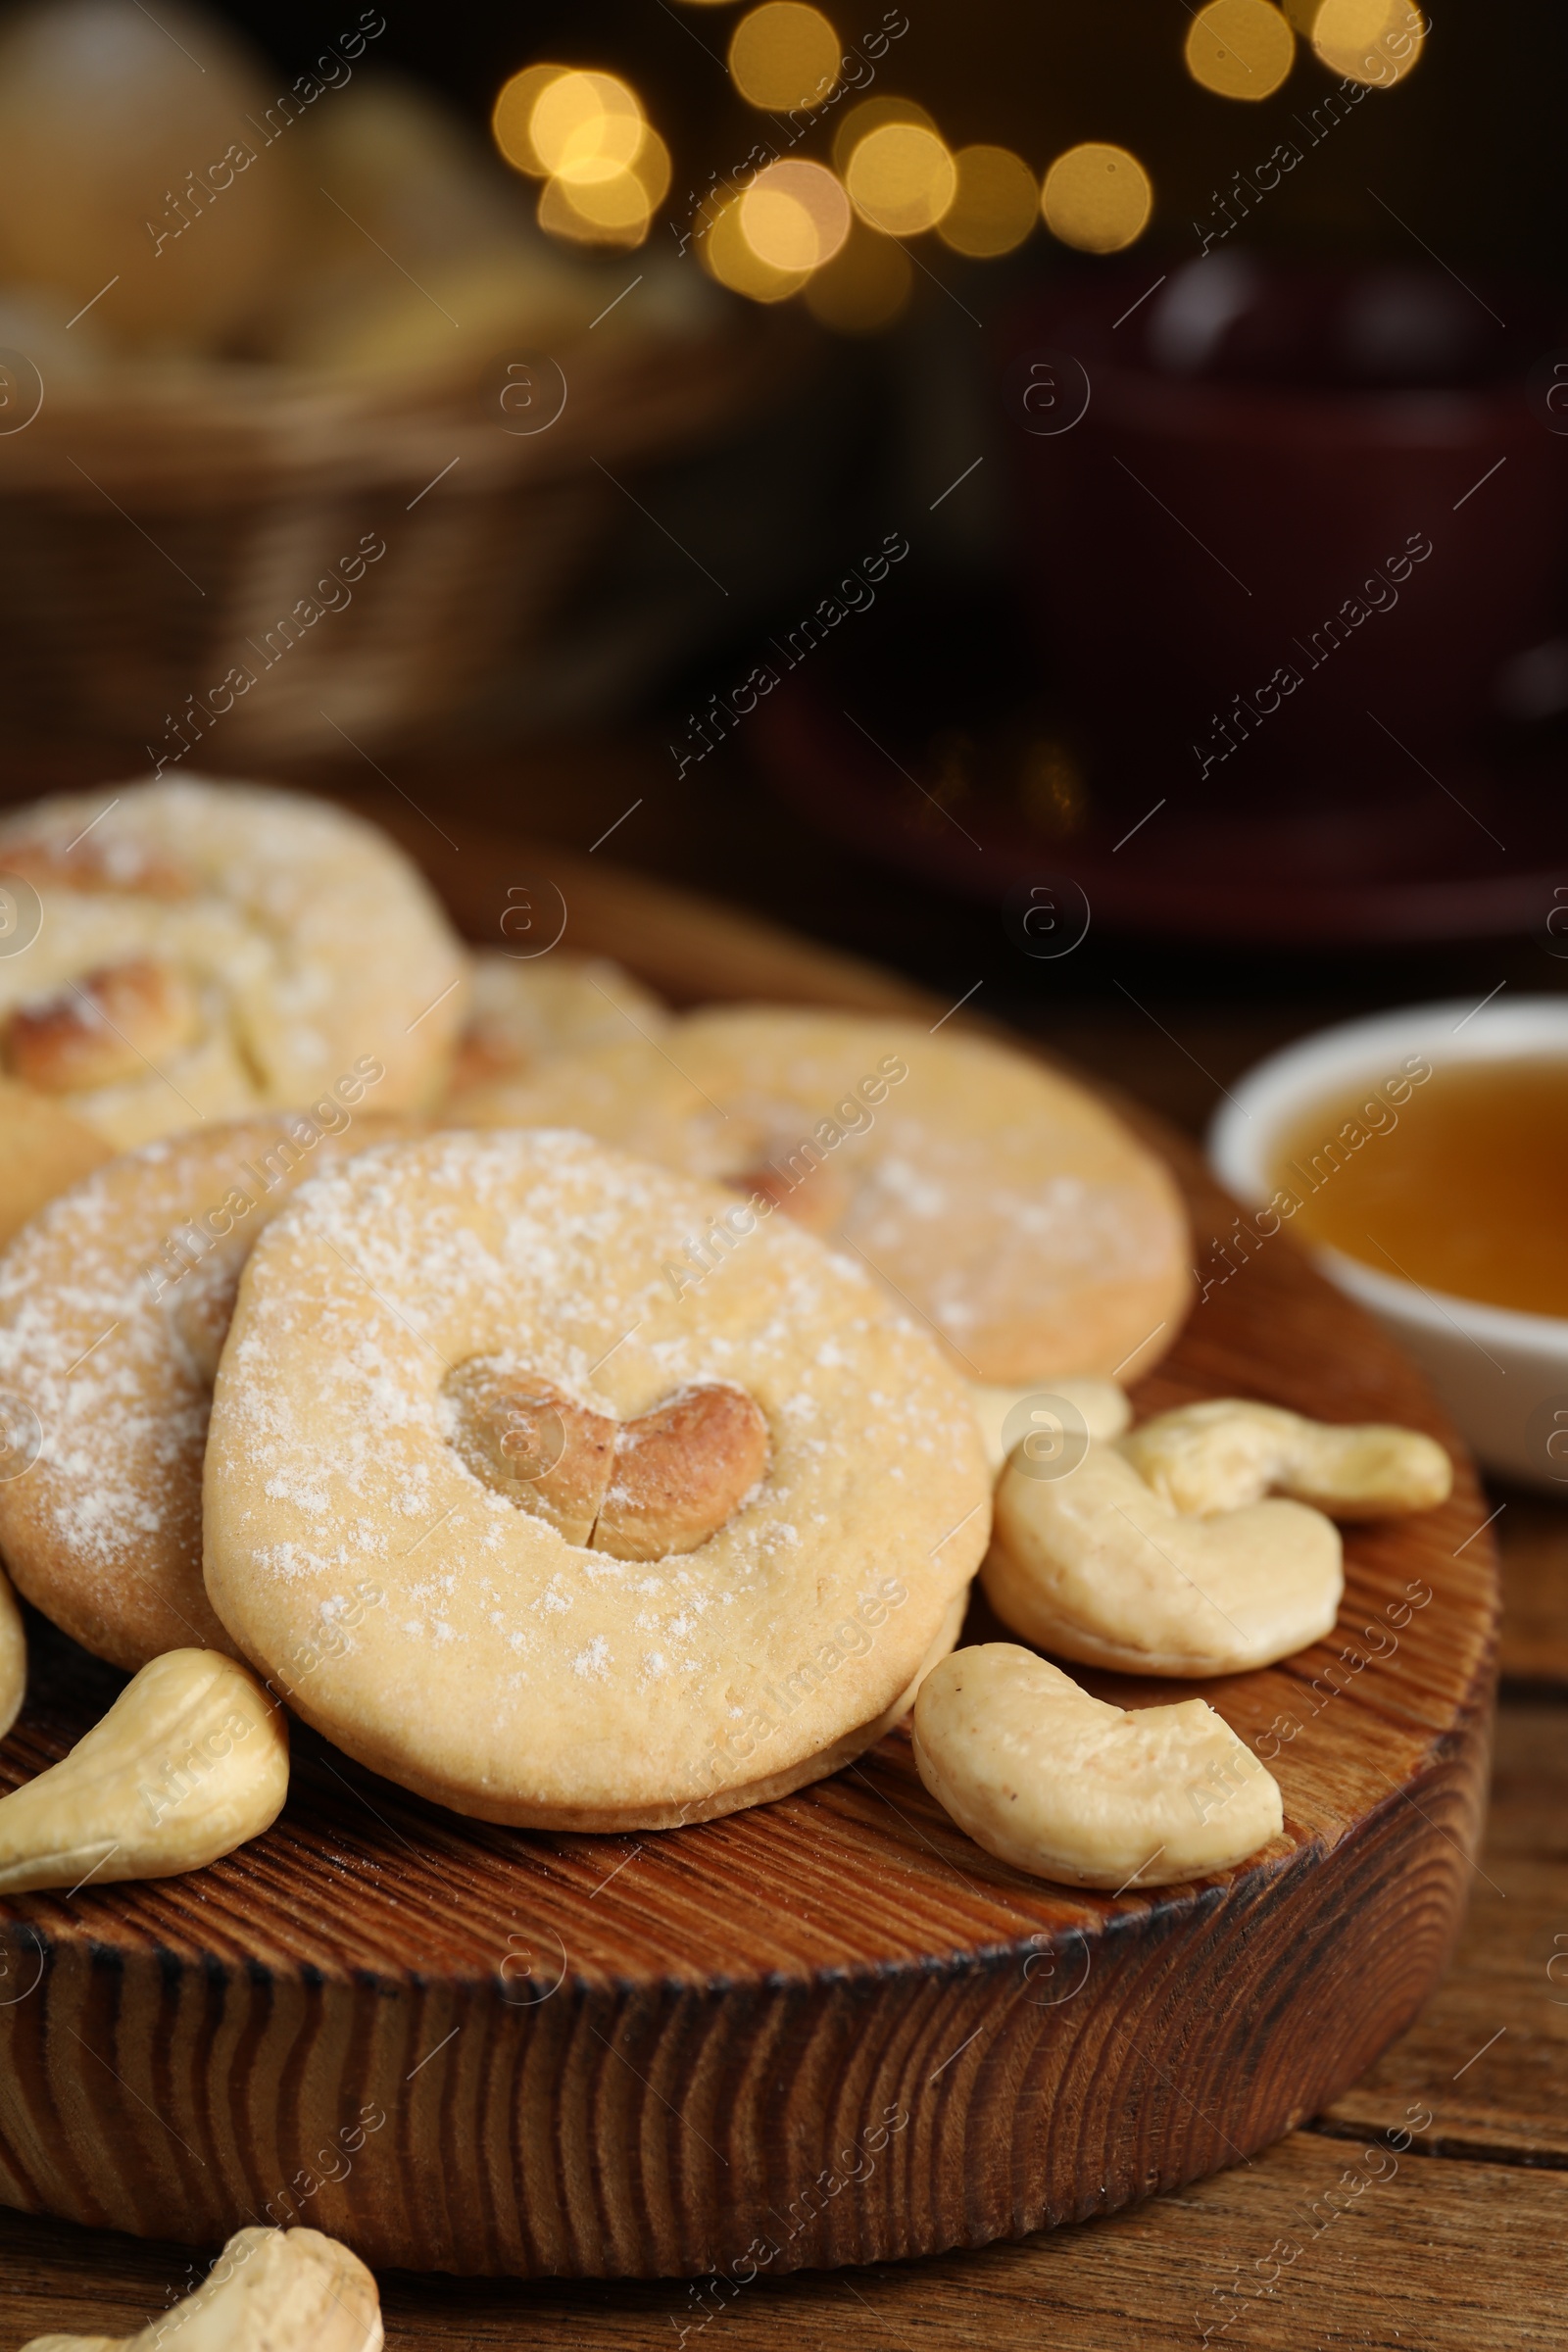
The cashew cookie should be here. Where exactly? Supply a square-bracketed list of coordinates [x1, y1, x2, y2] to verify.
[202, 1130, 991, 1829]
[0, 777, 466, 1147]
[0, 1111, 417, 1668]
[444, 948, 667, 1105]
[454, 1007, 1191, 1385]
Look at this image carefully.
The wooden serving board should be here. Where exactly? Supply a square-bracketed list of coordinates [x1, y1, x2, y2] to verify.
[0, 808, 1497, 2278]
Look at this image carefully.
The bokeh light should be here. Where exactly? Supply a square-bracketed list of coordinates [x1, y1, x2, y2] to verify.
[630, 127, 674, 206]
[937, 145, 1039, 257]
[830, 93, 936, 176]
[805, 219, 913, 332]
[492, 65, 569, 176]
[1041, 142, 1152, 254]
[491, 62, 674, 246]
[703, 189, 811, 301]
[740, 160, 851, 272]
[728, 4, 842, 111]
[531, 71, 645, 178]
[845, 122, 956, 237]
[1310, 0, 1426, 83]
[538, 173, 646, 246]
[1184, 0, 1296, 99]
[539, 126, 671, 246]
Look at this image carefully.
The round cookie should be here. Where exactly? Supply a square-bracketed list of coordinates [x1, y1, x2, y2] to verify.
[456, 1008, 1192, 1385]
[202, 1129, 991, 1829]
[0, 776, 467, 1148]
[0, 1075, 110, 1250]
[0, 1110, 416, 1670]
[444, 949, 667, 1108]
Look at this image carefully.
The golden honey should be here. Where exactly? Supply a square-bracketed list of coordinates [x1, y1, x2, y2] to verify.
[1270, 1054, 1568, 1318]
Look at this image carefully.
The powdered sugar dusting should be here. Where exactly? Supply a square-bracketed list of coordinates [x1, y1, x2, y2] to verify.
[204, 1129, 991, 1812]
[0, 1115, 417, 1662]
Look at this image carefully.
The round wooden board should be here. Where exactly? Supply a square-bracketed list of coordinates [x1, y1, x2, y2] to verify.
[0, 809, 1497, 2278]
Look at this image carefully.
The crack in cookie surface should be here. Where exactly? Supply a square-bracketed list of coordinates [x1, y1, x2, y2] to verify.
[444, 1363, 769, 1559]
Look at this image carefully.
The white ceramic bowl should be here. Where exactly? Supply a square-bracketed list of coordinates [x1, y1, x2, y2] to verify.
[1207, 998, 1568, 1491]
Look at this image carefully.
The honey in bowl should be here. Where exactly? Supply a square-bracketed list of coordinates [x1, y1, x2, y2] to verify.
[1270, 1054, 1568, 1319]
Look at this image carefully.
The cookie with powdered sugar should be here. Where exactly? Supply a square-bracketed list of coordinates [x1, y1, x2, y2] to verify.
[0, 1111, 416, 1668]
[202, 1129, 990, 1830]
[0, 1075, 110, 1250]
[0, 776, 466, 1149]
[443, 949, 667, 1107]
[454, 1008, 1192, 1387]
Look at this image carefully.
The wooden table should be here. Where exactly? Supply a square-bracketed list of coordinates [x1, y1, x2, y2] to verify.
[1, 756, 1565, 2345]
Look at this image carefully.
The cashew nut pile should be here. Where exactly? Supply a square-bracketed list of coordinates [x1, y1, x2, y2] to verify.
[983, 1397, 1450, 1679]
[21, 2225, 381, 2352]
[0, 1649, 287, 1894]
[913, 1644, 1283, 1888]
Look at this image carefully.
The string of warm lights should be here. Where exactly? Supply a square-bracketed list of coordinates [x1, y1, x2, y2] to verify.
[490, 0, 1425, 320]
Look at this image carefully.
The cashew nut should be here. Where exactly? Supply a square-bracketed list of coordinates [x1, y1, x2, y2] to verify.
[0, 1562, 24, 1741]
[1119, 1397, 1452, 1520]
[21, 2225, 381, 2352]
[913, 1642, 1283, 1887]
[444, 1364, 770, 1559]
[5, 956, 198, 1095]
[596, 1383, 771, 1562]
[0, 832, 195, 902]
[0, 1649, 288, 1893]
[967, 1376, 1130, 1476]
[983, 1432, 1344, 1676]
[444, 1364, 616, 1545]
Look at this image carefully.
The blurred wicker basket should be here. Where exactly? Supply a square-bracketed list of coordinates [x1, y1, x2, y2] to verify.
[0, 318, 789, 759]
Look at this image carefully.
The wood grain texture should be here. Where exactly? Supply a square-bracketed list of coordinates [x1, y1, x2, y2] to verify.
[1322, 1695, 1568, 2166]
[2, 2139, 1564, 2352]
[1494, 1488, 1568, 1686]
[0, 815, 1499, 2277]
[2, 1681, 1560, 2343]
